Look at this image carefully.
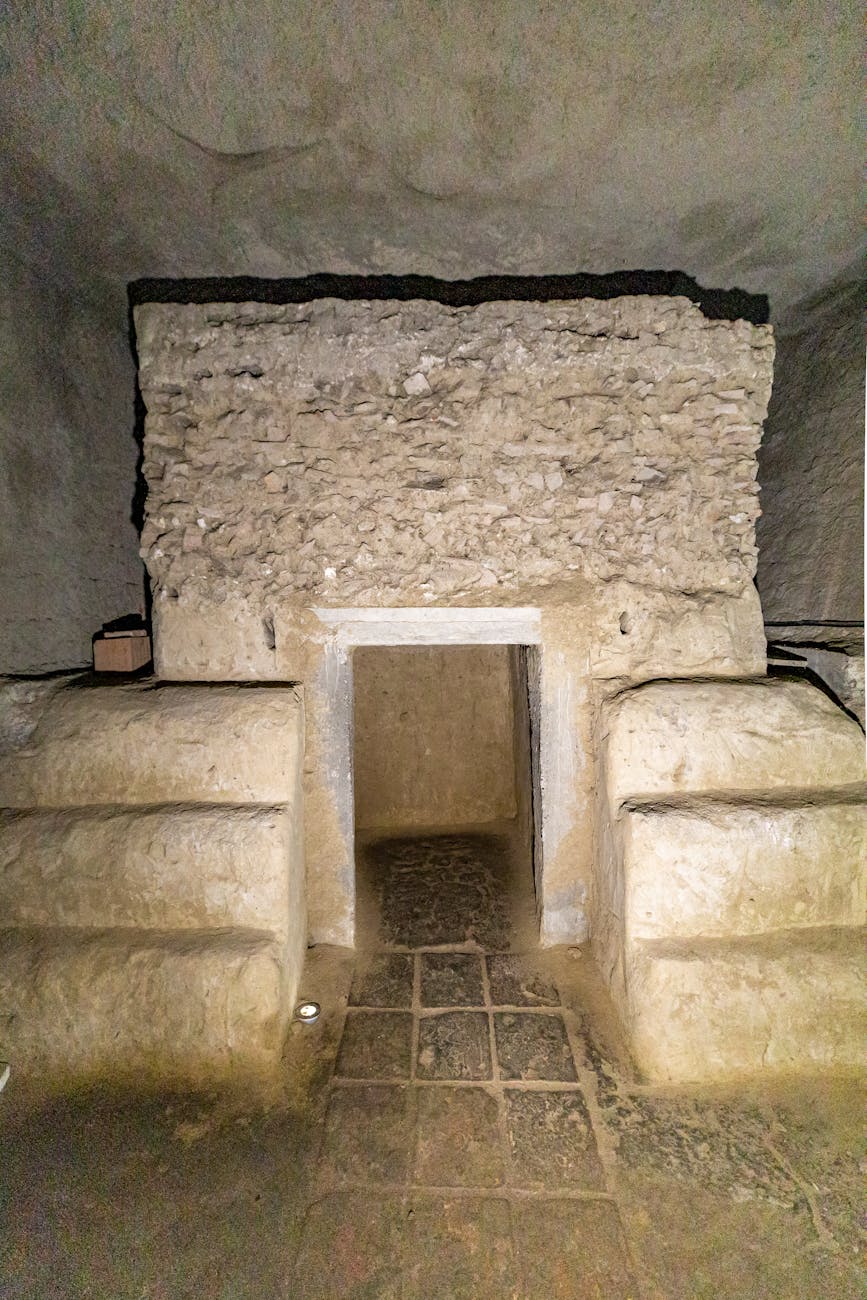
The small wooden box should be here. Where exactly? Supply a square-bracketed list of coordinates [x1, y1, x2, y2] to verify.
[93, 630, 152, 673]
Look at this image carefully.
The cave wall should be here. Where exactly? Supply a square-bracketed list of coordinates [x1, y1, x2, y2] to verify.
[0, 251, 143, 674]
[757, 281, 864, 624]
[353, 645, 516, 830]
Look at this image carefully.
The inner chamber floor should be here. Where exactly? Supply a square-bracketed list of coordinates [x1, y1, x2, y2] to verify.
[1, 830, 862, 1299]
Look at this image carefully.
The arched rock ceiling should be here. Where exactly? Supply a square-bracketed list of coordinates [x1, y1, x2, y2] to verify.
[0, 1, 859, 325]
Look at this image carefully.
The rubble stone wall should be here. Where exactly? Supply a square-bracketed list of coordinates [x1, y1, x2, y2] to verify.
[135, 296, 773, 610]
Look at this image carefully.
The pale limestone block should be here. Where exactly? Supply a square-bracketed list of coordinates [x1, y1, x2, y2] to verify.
[0, 681, 303, 807]
[623, 799, 867, 941]
[625, 929, 865, 1082]
[153, 592, 285, 680]
[0, 928, 287, 1086]
[0, 804, 300, 934]
[603, 679, 866, 814]
[589, 585, 766, 680]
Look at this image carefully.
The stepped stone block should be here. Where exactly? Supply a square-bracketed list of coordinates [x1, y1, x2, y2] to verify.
[603, 679, 865, 814]
[626, 929, 865, 1083]
[0, 804, 301, 935]
[623, 797, 867, 941]
[0, 681, 303, 808]
[0, 928, 287, 1086]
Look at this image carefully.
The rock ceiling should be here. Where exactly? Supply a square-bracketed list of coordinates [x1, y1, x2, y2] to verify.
[0, 2, 859, 329]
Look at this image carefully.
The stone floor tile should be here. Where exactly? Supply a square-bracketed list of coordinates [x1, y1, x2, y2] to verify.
[419, 952, 485, 1006]
[291, 1189, 405, 1299]
[494, 1012, 577, 1081]
[403, 1196, 519, 1299]
[365, 833, 513, 948]
[319, 1084, 415, 1184]
[505, 1089, 605, 1190]
[348, 953, 414, 1008]
[597, 1090, 800, 1206]
[335, 1010, 413, 1080]
[487, 953, 560, 1006]
[414, 1086, 505, 1187]
[515, 1198, 636, 1299]
[416, 1011, 492, 1080]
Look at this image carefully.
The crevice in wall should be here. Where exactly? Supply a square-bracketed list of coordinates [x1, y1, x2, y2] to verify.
[128, 270, 768, 324]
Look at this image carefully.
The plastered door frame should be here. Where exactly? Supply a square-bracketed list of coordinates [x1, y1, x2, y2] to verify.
[310, 607, 575, 946]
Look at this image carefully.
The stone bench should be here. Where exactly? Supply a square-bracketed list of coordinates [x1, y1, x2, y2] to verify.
[0, 680, 305, 1090]
[594, 677, 866, 1082]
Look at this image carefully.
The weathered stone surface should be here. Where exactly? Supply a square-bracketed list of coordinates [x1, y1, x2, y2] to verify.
[0, 3, 860, 688]
[758, 281, 864, 625]
[594, 676, 866, 1083]
[622, 797, 867, 941]
[0, 252, 142, 677]
[414, 1087, 505, 1187]
[626, 929, 865, 1082]
[603, 678, 865, 814]
[790, 647, 865, 726]
[319, 1084, 415, 1185]
[0, 680, 303, 807]
[349, 953, 415, 1008]
[417, 1011, 492, 1080]
[493, 1012, 577, 1082]
[0, 928, 286, 1085]
[335, 1011, 414, 1079]
[0, 677, 307, 1087]
[505, 1089, 604, 1190]
[353, 645, 517, 829]
[136, 296, 773, 610]
[0, 804, 299, 934]
[419, 953, 485, 1007]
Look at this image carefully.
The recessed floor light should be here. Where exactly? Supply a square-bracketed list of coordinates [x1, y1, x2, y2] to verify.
[294, 1001, 321, 1023]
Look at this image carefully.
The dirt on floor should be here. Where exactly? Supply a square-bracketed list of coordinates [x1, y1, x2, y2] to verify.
[1, 830, 863, 1298]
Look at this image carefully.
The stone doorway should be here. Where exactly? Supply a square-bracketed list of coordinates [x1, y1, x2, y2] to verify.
[309, 607, 560, 949]
[351, 641, 539, 951]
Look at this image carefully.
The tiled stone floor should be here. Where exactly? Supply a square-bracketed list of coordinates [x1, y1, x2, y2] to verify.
[1, 827, 862, 1298]
[286, 830, 864, 1298]
[299, 946, 631, 1298]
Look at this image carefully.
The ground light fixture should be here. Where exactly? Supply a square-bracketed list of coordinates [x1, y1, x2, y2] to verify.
[294, 1001, 321, 1024]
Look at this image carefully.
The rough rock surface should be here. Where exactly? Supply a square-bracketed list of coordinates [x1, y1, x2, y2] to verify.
[594, 677, 866, 1082]
[353, 645, 517, 829]
[757, 281, 864, 623]
[0, 252, 143, 675]
[622, 797, 867, 941]
[603, 677, 866, 814]
[627, 930, 865, 1082]
[0, 4, 860, 678]
[0, 3, 858, 319]
[0, 679, 306, 1086]
[0, 804, 297, 933]
[0, 927, 284, 1085]
[135, 296, 773, 608]
[0, 680, 303, 807]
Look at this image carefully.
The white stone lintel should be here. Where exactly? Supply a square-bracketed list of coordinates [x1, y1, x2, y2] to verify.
[313, 607, 542, 647]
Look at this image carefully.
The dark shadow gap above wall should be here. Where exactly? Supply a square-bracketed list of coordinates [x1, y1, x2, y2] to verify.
[128, 270, 768, 325]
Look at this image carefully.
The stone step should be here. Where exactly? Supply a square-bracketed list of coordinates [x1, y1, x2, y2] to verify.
[0, 803, 302, 936]
[0, 680, 303, 808]
[620, 795, 867, 942]
[624, 927, 865, 1084]
[0, 927, 289, 1087]
[603, 678, 865, 815]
